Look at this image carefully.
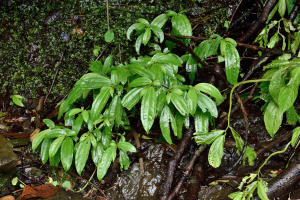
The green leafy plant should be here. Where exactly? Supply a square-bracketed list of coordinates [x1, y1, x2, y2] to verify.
[12, 177, 26, 188]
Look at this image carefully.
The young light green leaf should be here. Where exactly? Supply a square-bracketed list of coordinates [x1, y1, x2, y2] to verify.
[194, 83, 223, 101]
[267, 33, 279, 48]
[129, 77, 152, 87]
[91, 87, 110, 121]
[61, 137, 73, 172]
[49, 136, 65, 158]
[121, 87, 144, 110]
[32, 129, 51, 151]
[111, 70, 119, 85]
[118, 142, 137, 152]
[127, 23, 145, 40]
[257, 180, 269, 200]
[130, 64, 155, 80]
[143, 28, 151, 46]
[141, 87, 156, 133]
[278, 0, 286, 18]
[75, 136, 91, 176]
[62, 181, 71, 189]
[104, 30, 114, 43]
[89, 61, 102, 74]
[291, 127, 300, 147]
[90, 134, 97, 148]
[224, 38, 237, 47]
[193, 129, 224, 145]
[225, 42, 240, 85]
[264, 99, 283, 138]
[41, 138, 52, 164]
[49, 146, 61, 167]
[45, 129, 67, 139]
[97, 146, 117, 180]
[228, 191, 243, 200]
[137, 18, 150, 26]
[170, 92, 188, 116]
[159, 105, 173, 144]
[197, 92, 218, 118]
[230, 127, 244, 153]
[157, 91, 166, 112]
[208, 135, 225, 168]
[151, 25, 164, 43]
[187, 88, 197, 116]
[151, 14, 169, 28]
[74, 73, 112, 89]
[12, 95, 24, 107]
[12, 177, 18, 186]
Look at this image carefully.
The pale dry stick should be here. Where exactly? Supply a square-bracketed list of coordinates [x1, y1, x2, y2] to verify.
[106, 0, 110, 31]
[132, 128, 144, 177]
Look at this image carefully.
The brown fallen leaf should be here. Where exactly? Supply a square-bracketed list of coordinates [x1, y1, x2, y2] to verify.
[0, 195, 15, 200]
[19, 184, 61, 200]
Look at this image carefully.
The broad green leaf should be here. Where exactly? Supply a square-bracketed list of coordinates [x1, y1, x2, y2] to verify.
[264, 99, 283, 137]
[103, 55, 112, 75]
[49, 146, 61, 167]
[245, 146, 256, 166]
[257, 180, 269, 200]
[127, 23, 145, 40]
[290, 66, 300, 86]
[49, 136, 65, 158]
[170, 92, 188, 116]
[267, 33, 279, 48]
[171, 14, 192, 45]
[151, 14, 169, 28]
[66, 130, 76, 137]
[82, 110, 89, 123]
[175, 111, 184, 139]
[72, 114, 83, 135]
[287, 0, 296, 14]
[168, 106, 178, 137]
[74, 73, 112, 89]
[118, 142, 137, 152]
[278, 84, 298, 112]
[45, 129, 67, 139]
[135, 33, 144, 54]
[41, 138, 52, 164]
[197, 92, 218, 118]
[194, 108, 209, 133]
[159, 105, 173, 144]
[194, 83, 223, 101]
[89, 61, 102, 74]
[91, 87, 110, 121]
[187, 88, 197, 116]
[61, 137, 73, 172]
[278, 0, 286, 18]
[92, 142, 104, 165]
[138, 18, 150, 26]
[68, 108, 83, 118]
[111, 70, 119, 85]
[129, 77, 152, 87]
[119, 150, 130, 171]
[269, 68, 287, 104]
[225, 42, 240, 85]
[230, 127, 244, 153]
[104, 30, 114, 43]
[121, 87, 144, 110]
[150, 64, 164, 83]
[90, 134, 97, 148]
[220, 39, 226, 56]
[291, 127, 300, 147]
[228, 191, 243, 200]
[75, 136, 91, 175]
[193, 129, 224, 145]
[286, 106, 299, 125]
[143, 28, 151, 46]
[108, 95, 122, 126]
[58, 87, 85, 119]
[32, 129, 51, 151]
[141, 87, 156, 133]
[12, 95, 24, 107]
[152, 53, 182, 66]
[208, 135, 225, 168]
[97, 146, 117, 180]
[151, 25, 164, 43]
[157, 91, 166, 112]
[166, 10, 177, 17]
[130, 64, 155, 80]
[224, 38, 237, 47]
[292, 31, 300, 54]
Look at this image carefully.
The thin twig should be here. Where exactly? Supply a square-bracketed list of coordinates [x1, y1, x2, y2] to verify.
[229, 0, 244, 28]
[132, 128, 144, 177]
[106, 0, 110, 31]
